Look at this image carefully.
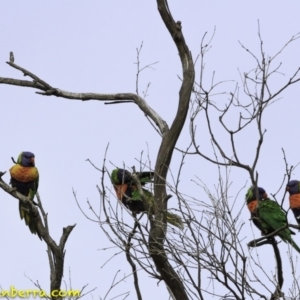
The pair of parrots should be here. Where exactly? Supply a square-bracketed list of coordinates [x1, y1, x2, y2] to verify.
[111, 168, 183, 229]
[246, 182, 300, 253]
[9, 151, 42, 240]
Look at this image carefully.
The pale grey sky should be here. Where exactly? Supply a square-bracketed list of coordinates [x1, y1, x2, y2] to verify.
[1, 1, 300, 299]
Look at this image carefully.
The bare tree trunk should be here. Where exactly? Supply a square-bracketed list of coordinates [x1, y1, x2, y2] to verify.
[148, 2, 195, 299]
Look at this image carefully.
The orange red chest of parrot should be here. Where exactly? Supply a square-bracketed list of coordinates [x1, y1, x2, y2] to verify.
[10, 164, 39, 199]
[286, 180, 300, 225]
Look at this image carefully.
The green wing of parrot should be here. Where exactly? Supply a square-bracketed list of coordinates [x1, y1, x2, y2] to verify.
[258, 199, 300, 253]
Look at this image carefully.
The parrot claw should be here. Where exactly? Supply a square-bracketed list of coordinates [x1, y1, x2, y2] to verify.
[11, 187, 17, 192]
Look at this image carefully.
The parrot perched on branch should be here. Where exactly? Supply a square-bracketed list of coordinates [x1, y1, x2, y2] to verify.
[9, 152, 42, 240]
[245, 186, 268, 231]
[245, 187, 299, 253]
[286, 180, 300, 226]
[111, 168, 183, 229]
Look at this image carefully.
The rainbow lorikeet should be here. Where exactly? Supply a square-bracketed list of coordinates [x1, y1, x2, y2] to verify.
[245, 187, 299, 253]
[286, 180, 300, 225]
[111, 168, 183, 229]
[111, 168, 153, 212]
[245, 186, 268, 231]
[9, 152, 42, 240]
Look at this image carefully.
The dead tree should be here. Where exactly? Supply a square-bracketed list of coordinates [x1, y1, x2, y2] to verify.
[1, 2, 300, 300]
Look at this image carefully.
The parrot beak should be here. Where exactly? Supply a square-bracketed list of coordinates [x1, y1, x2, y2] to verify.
[286, 187, 289, 191]
[30, 157, 35, 165]
[263, 192, 268, 199]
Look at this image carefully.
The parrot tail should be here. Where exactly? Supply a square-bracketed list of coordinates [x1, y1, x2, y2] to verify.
[19, 202, 42, 241]
[288, 238, 300, 254]
[166, 212, 184, 230]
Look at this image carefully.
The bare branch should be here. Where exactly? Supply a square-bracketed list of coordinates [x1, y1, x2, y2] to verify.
[0, 63, 168, 136]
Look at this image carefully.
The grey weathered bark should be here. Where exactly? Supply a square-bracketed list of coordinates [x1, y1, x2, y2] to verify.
[148, 1, 195, 300]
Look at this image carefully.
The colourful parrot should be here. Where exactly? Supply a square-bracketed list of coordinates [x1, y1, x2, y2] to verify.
[245, 186, 268, 231]
[245, 187, 299, 253]
[9, 152, 42, 240]
[286, 180, 300, 225]
[111, 168, 183, 229]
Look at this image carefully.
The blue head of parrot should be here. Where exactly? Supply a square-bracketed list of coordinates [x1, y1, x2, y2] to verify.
[18, 152, 35, 167]
[246, 186, 267, 201]
[286, 180, 300, 195]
